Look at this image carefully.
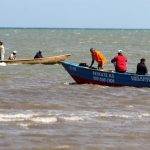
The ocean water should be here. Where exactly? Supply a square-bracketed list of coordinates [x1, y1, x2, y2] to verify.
[0, 28, 150, 150]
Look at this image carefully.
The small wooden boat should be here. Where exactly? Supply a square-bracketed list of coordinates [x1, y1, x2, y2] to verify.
[0, 54, 71, 65]
[61, 61, 150, 88]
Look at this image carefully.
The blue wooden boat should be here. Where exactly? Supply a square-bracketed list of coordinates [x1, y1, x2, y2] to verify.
[61, 61, 150, 88]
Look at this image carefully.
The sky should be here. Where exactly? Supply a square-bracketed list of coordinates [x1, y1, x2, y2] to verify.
[1, 0, 150, 28]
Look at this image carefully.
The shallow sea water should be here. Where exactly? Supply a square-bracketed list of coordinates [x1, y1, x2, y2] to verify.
[0, 28, 150, 150]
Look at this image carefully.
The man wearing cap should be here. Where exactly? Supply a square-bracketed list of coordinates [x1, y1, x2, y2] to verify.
[111, 50, 127, 73]
[8, 51, 17, 60]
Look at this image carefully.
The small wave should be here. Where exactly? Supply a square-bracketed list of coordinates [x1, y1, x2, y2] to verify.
[0, 62, 7, 66]
[64, 82, 77, 85]
[55, 145, 70, 149]
[31, 117, 57, 123]
[61, 116, 87, 121]
[64, 82, 70, 85]
[0, 113, 38, 122]
[16, 123, 31, 129]
[0, 113, 57, 124]
[127, 105, 134, 108]
[99, 112, 150, 120]
[138, 113, 150, 118]
[0, 110, 149, 124]
[99, 112, 129, 119]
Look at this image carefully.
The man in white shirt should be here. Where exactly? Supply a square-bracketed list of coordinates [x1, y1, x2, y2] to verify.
[0, 41, 5, 60]
[8, 51, 17, 60]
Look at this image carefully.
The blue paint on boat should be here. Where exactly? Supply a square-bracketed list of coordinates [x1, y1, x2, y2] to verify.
[61, 61, 150, 88]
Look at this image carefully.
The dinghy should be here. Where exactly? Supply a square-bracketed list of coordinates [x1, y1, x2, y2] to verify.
[0, 54, 71, 65]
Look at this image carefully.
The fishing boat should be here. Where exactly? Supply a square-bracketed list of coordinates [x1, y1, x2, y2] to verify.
[0, 54, 71, 65]
[61, 61, 150, 88]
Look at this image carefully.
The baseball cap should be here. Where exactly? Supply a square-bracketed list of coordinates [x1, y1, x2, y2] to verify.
[118, 49, 123, 53]
[13, 51, 17, 54]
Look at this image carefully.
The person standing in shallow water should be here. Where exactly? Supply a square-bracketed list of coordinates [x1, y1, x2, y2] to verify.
[136, 58, 148, 75]
[0, 41, 5, 60]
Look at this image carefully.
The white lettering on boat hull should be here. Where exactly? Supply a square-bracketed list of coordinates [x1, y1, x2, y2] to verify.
[131, 76, 150, 82]
[93, 71, 115, 83]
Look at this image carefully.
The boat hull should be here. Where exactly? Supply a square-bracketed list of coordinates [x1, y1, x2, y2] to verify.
[0, 54, 71, 65]
[61, 62, 150, 88]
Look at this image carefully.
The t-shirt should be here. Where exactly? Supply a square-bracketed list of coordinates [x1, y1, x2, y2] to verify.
[8, 53, 16, 60]
[111, 55, 127, 72]
[136, 63, 148, 75]
[91, 50, 107, 65]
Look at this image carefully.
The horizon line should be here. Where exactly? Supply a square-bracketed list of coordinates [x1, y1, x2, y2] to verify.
[0, 27, 150, 30]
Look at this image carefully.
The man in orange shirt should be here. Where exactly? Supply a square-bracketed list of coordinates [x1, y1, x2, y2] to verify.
[89, 48, 107, 70]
